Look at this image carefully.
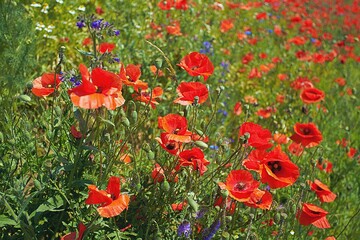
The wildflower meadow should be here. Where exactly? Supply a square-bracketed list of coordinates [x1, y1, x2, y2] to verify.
[1, 0, 359, 239]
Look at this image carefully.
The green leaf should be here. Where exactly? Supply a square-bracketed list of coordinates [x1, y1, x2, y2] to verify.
[76, 49, 94, 56]
[74, 109, 87, 135]
[29, 195, 64, 219]
[0, 215, 17, 227]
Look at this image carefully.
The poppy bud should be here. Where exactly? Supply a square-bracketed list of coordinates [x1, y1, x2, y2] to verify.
[280, 212, 288, 219]
[222, 232, 230, 239]
[195, 141, 208, 149]
[55, 106, 62, 116]
[34, 179, 41, 190]
[274, 213, 281, 223]
[121, 116, 130, 128]
[131, 111, 138, 123]
[18, 94, 31, 102]
[0, 132, 3, 143]
[291, 204, 297, 213]
[155, 58, 163, 68]
[195, 128, 204, 136]
[147, 151, 155, 160]
[161, 180, 170, 192]
[221, 189, 229, 198]
[187, 194, 199, 212]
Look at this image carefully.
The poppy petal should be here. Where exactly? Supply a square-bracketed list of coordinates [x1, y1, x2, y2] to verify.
[97, 194, 130, 218]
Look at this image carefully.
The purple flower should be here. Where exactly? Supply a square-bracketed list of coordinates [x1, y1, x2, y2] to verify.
[178, 221, 191, 238]
[76, 20, 86, 29]
[202, 219, 221, 240]
[91, 19, 103, 29]
[114, 29, 120, 36]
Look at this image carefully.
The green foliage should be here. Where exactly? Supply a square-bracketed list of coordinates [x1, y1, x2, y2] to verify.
[0, 1, 37, 97]
[0, 0, 359, 239]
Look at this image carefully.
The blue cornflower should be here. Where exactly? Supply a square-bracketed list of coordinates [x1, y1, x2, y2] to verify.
[200, 41, 213, 55]
[203, 41, 212, 49]
[76, 20, 86, 29]
[196, 207, 208, 219]
[91, 19, 103, 29]
[178, 221, 191, 238]
[245, 30, 252, 36]
[113, 57, 120, 63]
[268, 29, 273, 34]
[114, 29, 120, 36]
[202, 219, 221, 240]
[209, 145, 219, 151]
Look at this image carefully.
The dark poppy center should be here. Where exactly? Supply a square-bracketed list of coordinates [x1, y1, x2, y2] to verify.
[96, 87, 103, 93]
[309, 210, 320, 215]
[166, 143, 176, 150]
[268, 161, 282, 173]
[234, 182, 247, 191]
[302, 128, 311, 135]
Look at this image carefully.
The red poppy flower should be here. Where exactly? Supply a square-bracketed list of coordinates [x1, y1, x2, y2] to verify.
[244, 189, 273, 210]
[156, 132, 181, 155]
[174, 0, 189, 10]
[290, 123, 323, 148]
[213, 196, 236, 215]
[85, 176, 130, 218]
[149, 65, 164, 77]
[32, 73, 61, 97]
[176, 147, 210, 175]
[158, 0, 174, 10]
[256, 107, 276, 118]
[178, 52, 214, 81]
[151, 163, 178, 183]
[171, 201, 187, 211]
[243, 147, 300, 189]
[95, 6, 104, 15]
[98, 42, 115, 54]
[233, 102, 242, 115]
[274, 25, 282, 36]
[70, 125, 82, 139]
[174, 81, 208, 106]
[82, 37, 93, 46]
[290, 77, 314, 90]
[248, 68, 262, 79]
[325, 236, 336, 240]
[335, 77, 346, 86]
[300, 87, 325, 104]
[158, 114, 192, 143]
[316, 159, 333, 173]
[256, 12, 267, 20]
[297, 203, 331, 229]
[288, 142, 304, 156]
[309, 179, 337, 203]
[166, 21, 182, 36]
[242, 53, 254, 65]
[288, 36, 307, 45]
[220, 19, 234, 33]
[218, 170, 260, 202]
[239, 122, 273, 150]
[347, 147, 357, 158]
[118, 63, 148, 91]
[132, 87, 163, 109]
[68, 64, 124, 110]
[273, 133, 289, 145]
[61, 222, 86, 240]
